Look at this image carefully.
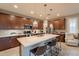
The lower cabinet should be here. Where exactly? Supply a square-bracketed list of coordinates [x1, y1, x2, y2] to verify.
[0, 46, 19, 56]
[0, 36, 21, 56]
[0, 37, 20, 51]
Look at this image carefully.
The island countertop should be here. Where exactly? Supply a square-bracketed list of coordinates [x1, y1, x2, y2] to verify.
[17, 34, 59, 47]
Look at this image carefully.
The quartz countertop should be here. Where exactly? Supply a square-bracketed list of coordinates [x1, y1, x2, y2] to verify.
[17, 34, 59, 47]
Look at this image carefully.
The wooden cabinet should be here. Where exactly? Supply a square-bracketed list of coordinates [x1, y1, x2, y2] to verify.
[48, 18, 65, 30]
[38, 20, 43, 29]
[10, 17, 24, 29]
[0, 37, 20, 51]
[53, 19, 65, 30]
[0, 13, 32, 29]
[0, 13, 11, 29]
[9, 37, 20, 48]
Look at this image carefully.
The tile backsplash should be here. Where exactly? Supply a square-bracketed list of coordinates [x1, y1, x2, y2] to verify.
[0, 30, 24, 35]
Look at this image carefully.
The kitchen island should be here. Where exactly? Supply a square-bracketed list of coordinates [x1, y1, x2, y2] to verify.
[17, 34, 59, 56]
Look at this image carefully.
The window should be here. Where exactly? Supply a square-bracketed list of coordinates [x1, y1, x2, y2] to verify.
[69, 17, 78, 33]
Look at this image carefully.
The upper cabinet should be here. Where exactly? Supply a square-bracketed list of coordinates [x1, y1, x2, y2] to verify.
[0, 13, 11, 29]
[0, 13, 43, 29]
[48, 18, 65, 30]
[10, 16, 23, 29]
[0, 13, 32, 29]
[38, 20, 43, 29]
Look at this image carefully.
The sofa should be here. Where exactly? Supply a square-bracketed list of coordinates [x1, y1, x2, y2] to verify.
[65, 33, 79, 46]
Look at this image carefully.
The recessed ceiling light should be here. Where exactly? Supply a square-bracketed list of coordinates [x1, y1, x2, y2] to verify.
[40, 15, 42, 17]
[57, 13, 60, 16]
[30, 11, 34, 14]
[14, 5, 18, 8]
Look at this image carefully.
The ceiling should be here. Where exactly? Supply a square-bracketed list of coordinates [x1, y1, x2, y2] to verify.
[0, 3, 79, 20]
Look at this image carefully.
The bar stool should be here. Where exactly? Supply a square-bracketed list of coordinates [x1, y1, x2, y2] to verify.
[47, 39, 59, 56]
[30, 43, 47, 56]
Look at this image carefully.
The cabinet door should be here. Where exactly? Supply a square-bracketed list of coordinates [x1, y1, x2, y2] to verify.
[52, 19, 65, 30]
[59, 20, 65, 29]
[23, 18, 32, 25]
[10, 16, 24, 29]
[38, 20, 43, 29]
[0, 37, 20, 51]
[0, 13, 32, 29]
[0, 13, 11, 29]
[9, 37, 20, 48]
[53, 20, 60, 29]
[14, 17, 22, 29]
[0, 37, 11, 51]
